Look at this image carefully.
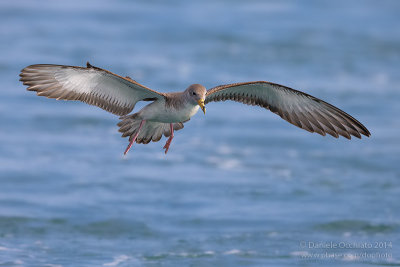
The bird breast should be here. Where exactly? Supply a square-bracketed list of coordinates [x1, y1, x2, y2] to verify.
[139, 100, 200, 123]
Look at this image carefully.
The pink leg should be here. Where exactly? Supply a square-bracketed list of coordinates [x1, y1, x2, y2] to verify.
[163, 123, 174, 154]
[124, 120, 146, 155]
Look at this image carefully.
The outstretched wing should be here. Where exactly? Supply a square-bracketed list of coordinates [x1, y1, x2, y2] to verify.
[20, 63, 165, 116]
[205, 81, 370, 139]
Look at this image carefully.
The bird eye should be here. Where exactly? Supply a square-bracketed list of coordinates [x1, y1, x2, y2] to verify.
[192, 92, 196, 96]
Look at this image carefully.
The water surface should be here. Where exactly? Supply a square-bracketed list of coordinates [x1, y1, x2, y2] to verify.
[0, 0, 399, 266]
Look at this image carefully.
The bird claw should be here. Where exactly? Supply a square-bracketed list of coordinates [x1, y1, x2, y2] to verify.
[163, 137, 173, 154]
[123, 120, 146, 155]
[124, 140, 134, 155]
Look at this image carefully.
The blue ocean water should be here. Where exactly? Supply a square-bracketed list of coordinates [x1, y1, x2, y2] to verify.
[0, 0, 399, 266]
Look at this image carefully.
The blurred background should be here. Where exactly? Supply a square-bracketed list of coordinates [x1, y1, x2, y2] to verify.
[0, 0, 399, 266]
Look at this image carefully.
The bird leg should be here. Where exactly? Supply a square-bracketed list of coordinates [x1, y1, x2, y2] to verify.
[163, 123, 174, 154]
[124, 120, 146, 155]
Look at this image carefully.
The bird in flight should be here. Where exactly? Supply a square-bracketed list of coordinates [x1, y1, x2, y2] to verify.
[20, 62, 370, 155]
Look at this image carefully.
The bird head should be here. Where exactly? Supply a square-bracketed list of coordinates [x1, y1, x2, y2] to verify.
[186, 84, 206, 114]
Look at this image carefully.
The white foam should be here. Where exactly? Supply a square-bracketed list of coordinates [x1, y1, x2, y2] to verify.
[14, 260, 24, 265]
[217, 145, 233, 155]
[0, 246, 19, 252]
[224, 249, 241, 255]
[178, 252, 189, 257]
[103, 255, 129, 266]
[343, 232, 352, 237]
[207, 156, 242, 170]
[44, 264, 63, 267]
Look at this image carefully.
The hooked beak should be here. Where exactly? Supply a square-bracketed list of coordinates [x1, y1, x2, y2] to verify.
[197, 99, 206, 114]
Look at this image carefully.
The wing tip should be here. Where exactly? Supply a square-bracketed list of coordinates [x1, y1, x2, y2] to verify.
[362, 128, 371, 138]
[320, 129, 372, 140]
[330, 129, 371, 140]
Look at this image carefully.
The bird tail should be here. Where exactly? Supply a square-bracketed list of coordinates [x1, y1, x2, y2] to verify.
[117, 113, 184, 144]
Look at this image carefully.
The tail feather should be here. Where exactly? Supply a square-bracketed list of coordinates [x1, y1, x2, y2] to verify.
[118, 114, 185, 144]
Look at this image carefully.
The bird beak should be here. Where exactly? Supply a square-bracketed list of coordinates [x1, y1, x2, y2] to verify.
[197, 99, 206, 114]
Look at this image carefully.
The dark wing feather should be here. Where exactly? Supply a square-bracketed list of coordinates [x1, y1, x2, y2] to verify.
[20, 63, 165, 116]
[205, 81, 370, 139]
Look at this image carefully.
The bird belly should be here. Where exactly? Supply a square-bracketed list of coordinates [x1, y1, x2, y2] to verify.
[140, 101, 199, 123]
